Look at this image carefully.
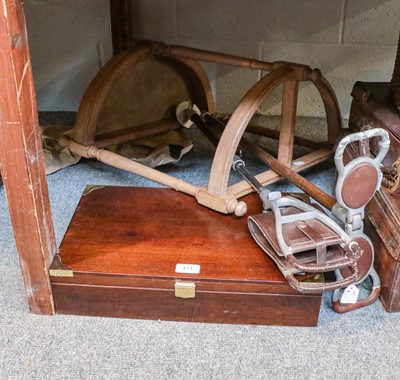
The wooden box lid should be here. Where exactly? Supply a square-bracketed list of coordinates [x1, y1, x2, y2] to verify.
[51, 186, 306, 294]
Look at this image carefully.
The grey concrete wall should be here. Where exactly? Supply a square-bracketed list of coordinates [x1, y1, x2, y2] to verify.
[25, 0, 399, 118]
[24, 0, 113, 111]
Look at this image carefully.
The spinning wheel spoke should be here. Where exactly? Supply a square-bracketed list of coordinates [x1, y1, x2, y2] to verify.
[278, 79, 299, 167]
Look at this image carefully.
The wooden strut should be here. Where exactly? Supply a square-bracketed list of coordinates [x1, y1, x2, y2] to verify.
[59, 136, 199, 197]
[239, 122, 330, 150]
[59, 135, 246, 216]
[65, 41, 342, 216]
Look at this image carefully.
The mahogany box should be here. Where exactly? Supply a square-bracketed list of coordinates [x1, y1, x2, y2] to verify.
[349, 81, 400, 312]
[49, 186, 322, 326]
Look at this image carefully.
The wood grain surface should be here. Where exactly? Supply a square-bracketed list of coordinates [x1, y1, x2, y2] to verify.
[0, 0, 56, 314]
[51, 186, 321, 325]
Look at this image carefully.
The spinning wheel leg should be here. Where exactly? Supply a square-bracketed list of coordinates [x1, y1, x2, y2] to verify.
[59, 136, 199, 197]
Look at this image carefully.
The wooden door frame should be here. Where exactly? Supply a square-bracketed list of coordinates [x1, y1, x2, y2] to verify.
[0, 0, 131, 314]
[110, 0, 132, 55]
[0, 0, 56, 314]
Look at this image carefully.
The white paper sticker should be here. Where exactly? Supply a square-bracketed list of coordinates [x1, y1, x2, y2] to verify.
[293, 161, 305, 166]
[175, 263, 200, 274]
[340, 284, 360, 304]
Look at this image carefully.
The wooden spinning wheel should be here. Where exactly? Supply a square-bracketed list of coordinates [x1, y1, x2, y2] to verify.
[60, 40, 342, 216]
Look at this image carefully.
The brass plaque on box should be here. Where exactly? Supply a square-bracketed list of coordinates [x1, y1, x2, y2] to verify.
[49, 269, 74, 277]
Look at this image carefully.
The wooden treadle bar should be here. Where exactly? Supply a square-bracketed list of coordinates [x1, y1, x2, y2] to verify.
[228, 148, 334, 199]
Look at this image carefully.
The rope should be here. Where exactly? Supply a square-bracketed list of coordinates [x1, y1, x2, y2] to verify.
[358, 125, 400, 194]
[382, 157, 400, 194]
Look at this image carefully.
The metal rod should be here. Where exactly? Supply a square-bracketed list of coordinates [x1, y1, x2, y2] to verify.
[232, 156, 266, 193]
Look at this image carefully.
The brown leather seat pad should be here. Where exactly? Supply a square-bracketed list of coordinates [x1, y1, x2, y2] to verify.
[248, 206, 343, 257]
[248, 214, 346, 275]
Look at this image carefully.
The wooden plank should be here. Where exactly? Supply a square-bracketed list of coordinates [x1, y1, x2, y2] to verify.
[0, 0, 56, 314]
[94, 119, 180, 148]
[110, 0, 132, 55]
